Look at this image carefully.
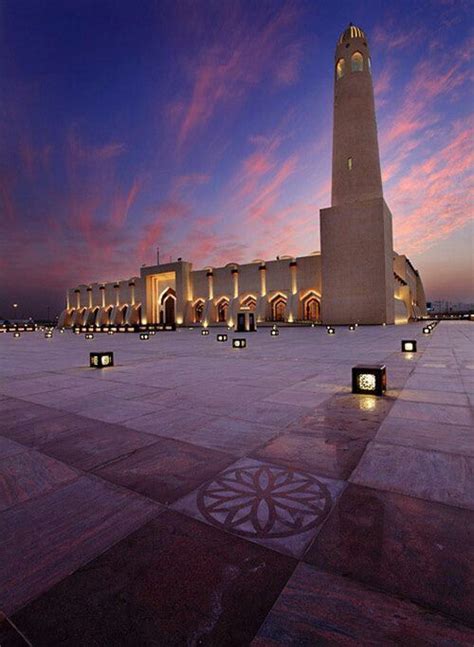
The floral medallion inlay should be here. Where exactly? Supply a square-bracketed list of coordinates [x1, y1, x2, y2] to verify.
[197, 463, 333, 539]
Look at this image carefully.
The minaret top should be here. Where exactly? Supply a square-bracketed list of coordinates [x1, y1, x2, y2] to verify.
[338, 23, 366, 44]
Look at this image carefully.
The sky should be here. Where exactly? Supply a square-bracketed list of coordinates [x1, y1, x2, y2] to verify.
[0, 0, 472, 319]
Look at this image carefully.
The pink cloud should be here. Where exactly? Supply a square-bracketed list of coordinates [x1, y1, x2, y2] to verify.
[175, 4, 302, 150]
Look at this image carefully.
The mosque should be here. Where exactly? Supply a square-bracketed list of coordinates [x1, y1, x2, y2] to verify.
[59, 24, 427, 330]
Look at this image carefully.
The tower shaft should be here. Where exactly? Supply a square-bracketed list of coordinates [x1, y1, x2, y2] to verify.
[320, 25, 394, 325]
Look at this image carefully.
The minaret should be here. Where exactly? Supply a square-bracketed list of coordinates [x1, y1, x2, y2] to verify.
[320, 24, 395, 325]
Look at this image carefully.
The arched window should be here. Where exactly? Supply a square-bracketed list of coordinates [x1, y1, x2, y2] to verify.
[351, 52, 363, 72]
[194, 300, 204, 323]
[217, 300, 228, 323]
[336, 58, 345, 79]
[347, 157, 353, 171]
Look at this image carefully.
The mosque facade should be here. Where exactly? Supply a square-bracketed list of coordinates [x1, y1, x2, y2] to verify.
[59, 24, 427, 329]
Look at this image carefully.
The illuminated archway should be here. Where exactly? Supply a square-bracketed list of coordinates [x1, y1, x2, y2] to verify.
[301, 292, 321, 322]
[160, 288, 176, 325]
[216, 297, 229, 323]
[241, 295, 257, 310]
[194, 299, 205, 323]
[270, 293, 287, 322]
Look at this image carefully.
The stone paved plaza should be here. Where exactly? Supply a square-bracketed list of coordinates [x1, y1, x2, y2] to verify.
[0, 322, 473, 645]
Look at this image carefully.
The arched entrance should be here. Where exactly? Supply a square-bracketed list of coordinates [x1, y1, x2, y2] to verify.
[160, 288, 176, 325]
[270, 294, 287, 322]
[216, 298, 229, 323]
[301, 292, 320, 322]
[194, 299, 205, 323]
[241, 295, 257, 310]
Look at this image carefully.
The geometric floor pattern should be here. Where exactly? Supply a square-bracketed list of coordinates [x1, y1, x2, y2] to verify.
[0, 322, 473, 645]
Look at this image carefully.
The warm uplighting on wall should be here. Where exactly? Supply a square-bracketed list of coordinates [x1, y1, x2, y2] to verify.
[232, 338, 247, 349]
[401, 340, 417, 353]
[176, 316, 183, 325]
[90, 352, 114, 368]
[352, 365, 386, 396]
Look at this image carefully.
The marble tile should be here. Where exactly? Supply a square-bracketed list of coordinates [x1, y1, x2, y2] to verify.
[0, 450, 78, 512]
[94, 436, 235, 504]
[224, 400, 311, 429]
[303, 484, 474, 625]
[173, 457, 345, 558]
[376, 417, 474, 456]
[252, 563, 474, 646]
[0, 436, 28, 459]
[40, 424, 159, 471]
[0, 475, 161, 615]
[165, 416, 281, 455]
[2, 511, 296, 647]
[251, 432, 368, 480]
[350, 441, 474, 509]
[0, 402, 66, 431]
[398, 388, 469, 407]
[388, 400, 473, 426]
[287, 409, 380, 440]
[0, 412, 96, 447]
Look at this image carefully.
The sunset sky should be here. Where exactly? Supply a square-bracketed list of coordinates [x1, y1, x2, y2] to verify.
[0, 0, 472, 319]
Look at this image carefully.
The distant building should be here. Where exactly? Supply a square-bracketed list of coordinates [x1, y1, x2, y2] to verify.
[59, 24, 426, 329]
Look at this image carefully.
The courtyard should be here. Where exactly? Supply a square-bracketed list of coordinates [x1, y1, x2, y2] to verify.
[0, 321, 473, 645]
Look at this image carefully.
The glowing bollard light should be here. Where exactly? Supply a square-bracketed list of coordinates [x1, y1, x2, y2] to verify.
[327, 327, 335, 335]
[44, 331, 53, 339]
[348, 324, 355, 331]
[352, 365, 386, 396]
[232, 338, 247, 349]
[217, 334, 228, 342]
[85, 333, 94, 340]
[13, 332, 21, 338]
[90, 352, 114, 368]
[149, 331, 156, 336]
[140, 333, 150, 340]
[271, 329, 279, 336]
[401, 340, 417, 353]
[423, 327, 431, 335]
[201, 329, 210, 336]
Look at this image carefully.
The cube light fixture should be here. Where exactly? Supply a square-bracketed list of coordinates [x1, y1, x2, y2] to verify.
[13, 332, 21, 338]
[140, 333, 150, 340]
[201, 329, 210, 336]
[401, 340, 417, 353]
[348, 324, 355, 331]
[327, 327, 335, 335]
[271, 329, 279, 336]
[90, 352, 114, 368]
[422, 327, 431, 335]
[149, 331, 156, 336]
[232, 338, 247, 349]
[44, 332, 53, 339]
[352, 365, 386, 396]
[107, 330, 115, 335]
[217, 334, 228, 342]
[85, 333, 94, 340]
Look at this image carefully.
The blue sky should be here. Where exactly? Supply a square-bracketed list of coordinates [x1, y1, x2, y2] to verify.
[0, 0, 472, 318]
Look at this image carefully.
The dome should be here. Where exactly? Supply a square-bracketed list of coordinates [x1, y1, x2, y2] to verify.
[338, 23, 366, 44]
